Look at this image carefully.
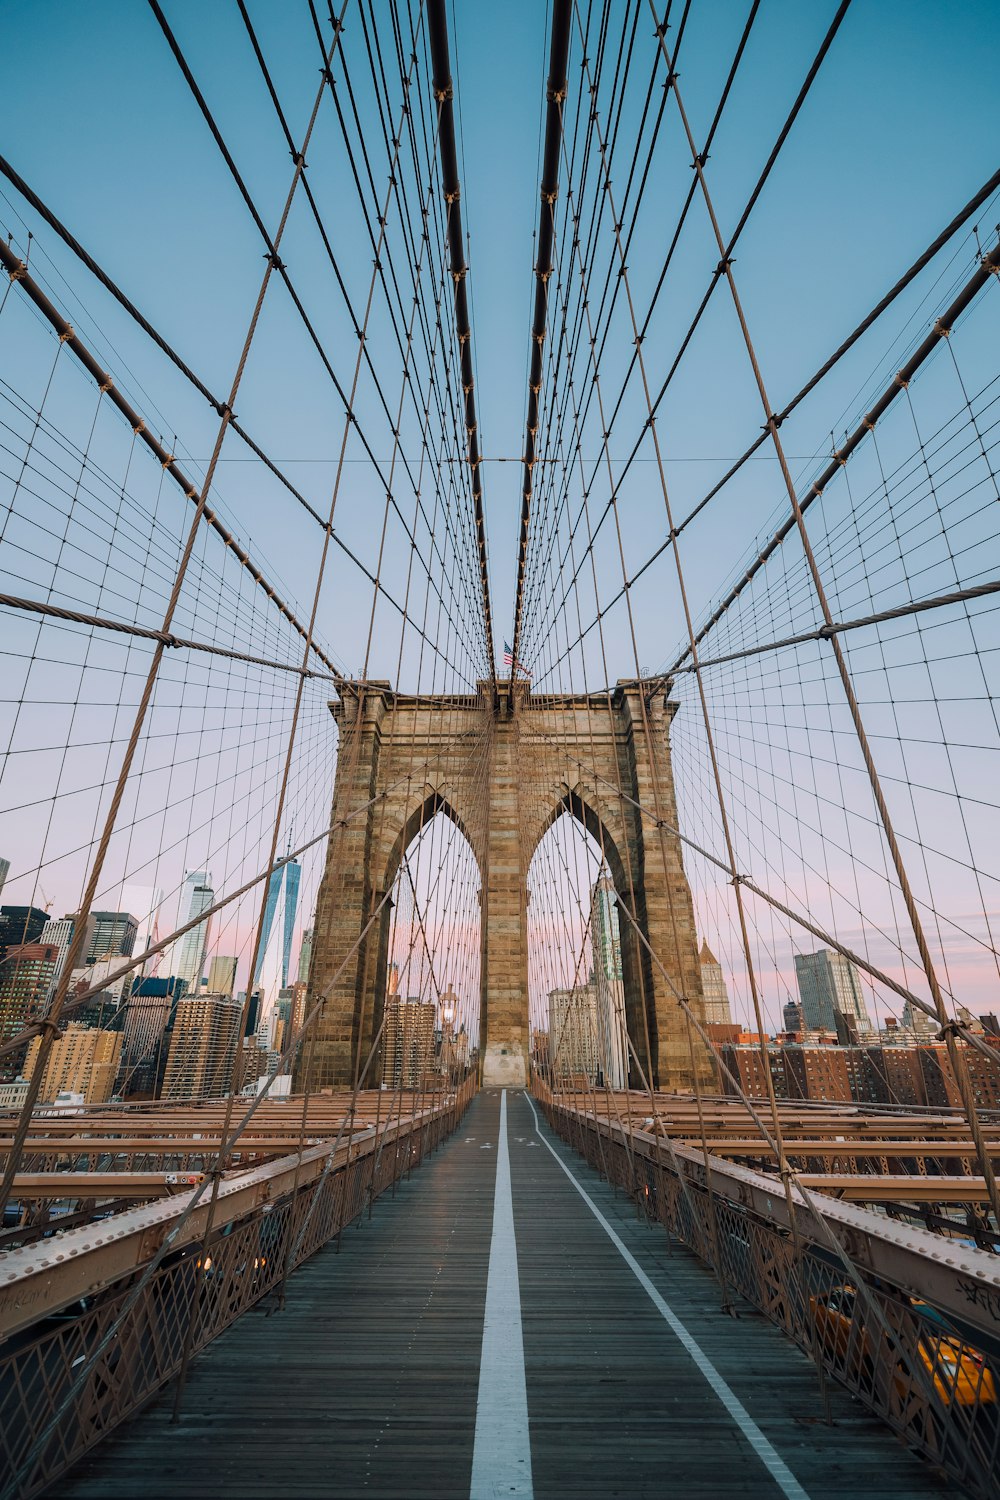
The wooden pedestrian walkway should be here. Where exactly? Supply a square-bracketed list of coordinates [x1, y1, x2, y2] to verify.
[60, 1090, 953, 1499]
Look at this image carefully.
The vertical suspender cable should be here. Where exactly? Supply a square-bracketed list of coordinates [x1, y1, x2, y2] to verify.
[426, 0, 497, 691]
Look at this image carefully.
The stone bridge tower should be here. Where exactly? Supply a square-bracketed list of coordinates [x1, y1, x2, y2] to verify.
[298, 678, 710, 1092]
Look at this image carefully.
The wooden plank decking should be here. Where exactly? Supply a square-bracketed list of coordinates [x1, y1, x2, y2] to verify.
[58, 1090, 954, 1499]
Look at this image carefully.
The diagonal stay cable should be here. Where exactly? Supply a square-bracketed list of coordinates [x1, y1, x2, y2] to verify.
[145, 0, 482, 672]
[535, 215, 1000, 686]
[0, 720, 488, 1060]
[0, 1, 351, 1225]
[523, 0, 853, 669]
[521, 719, 1000, 1076]
[667, 241, 1000, 673]
[0, 240, 477, 682]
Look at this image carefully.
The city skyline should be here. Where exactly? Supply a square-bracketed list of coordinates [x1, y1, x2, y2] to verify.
[794, 947, 871, 1035]
[590, 873, 629, 1089]
[252, 856, 301, 1048]
[167, 872, 215, 994]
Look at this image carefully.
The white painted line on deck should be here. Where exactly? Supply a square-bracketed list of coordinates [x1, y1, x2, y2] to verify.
[470, 1089, 533, 1499]
[523, 1095, 810, 1500]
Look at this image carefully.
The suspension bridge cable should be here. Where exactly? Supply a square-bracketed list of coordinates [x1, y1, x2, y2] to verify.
[147, 1, 485, 671]
[0, 156, 483, 674]
[427, 0, 497, 684]
[0, 8, 349, 1221]
[536, 230, 1000, 686]
[509, 0, 572, 683]
[0, 239, 347, 677]
[650, 3, 1000, 1222]
[523, 0, 861, 670]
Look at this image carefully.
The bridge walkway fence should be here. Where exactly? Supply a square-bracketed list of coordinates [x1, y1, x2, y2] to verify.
[0, 1079, 476, 1499]
[37, 1089, 957, 1500]
[534, 1079, 1000, 1500]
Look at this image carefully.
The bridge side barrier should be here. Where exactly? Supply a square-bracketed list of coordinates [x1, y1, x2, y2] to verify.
[0, 1078, 476, 1499]
[536, 1086, 1000, 1500]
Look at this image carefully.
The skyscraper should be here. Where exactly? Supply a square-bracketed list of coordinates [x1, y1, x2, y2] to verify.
[0, 857, 9, 900]
[794, 949, 871, 1034]
[207, 955, 238, 996]
[161, 991, 242, 1100]
[24, 1023, 122, 1105]
[253, 858, 300, 1046]
[119, 977, 178, 1080]
[699, 940, 732, 1026]
[548, 983, 601, 1080]
[590, 874, 629, 1088]
[0, 942, 59, 1045]
[297, 926, 314, 987]
[381, 997, 435, 1089]
[42, 917, 75, 988]
[783, 999, 804, 1033]
[170, 872, 215, 990]
[0, 906, 50, 948]
[84, 912, 138, 964]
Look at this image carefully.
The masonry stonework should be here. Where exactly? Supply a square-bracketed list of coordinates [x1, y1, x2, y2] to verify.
[297, 677, 710, 1092]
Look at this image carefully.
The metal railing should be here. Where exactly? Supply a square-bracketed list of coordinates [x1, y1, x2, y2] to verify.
[0, 1078, 475, 1498]
[536, 1085, 1000, 1500]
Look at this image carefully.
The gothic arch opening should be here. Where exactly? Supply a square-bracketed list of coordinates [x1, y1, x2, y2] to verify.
[303, 681, 706, 1090]
[373, 808, 481, 1090]
[527, 800, 650, 1089]
[379, 789, 482, 899]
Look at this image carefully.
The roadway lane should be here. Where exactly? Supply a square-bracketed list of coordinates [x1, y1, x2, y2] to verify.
[61, 1095, 502, 1500]
[508, 1090, 950, 1499]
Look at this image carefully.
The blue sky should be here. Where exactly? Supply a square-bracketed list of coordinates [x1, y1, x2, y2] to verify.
[2, 0, 997, 664]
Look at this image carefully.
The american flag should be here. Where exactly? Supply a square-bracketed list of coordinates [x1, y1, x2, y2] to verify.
[503, 640, 531, 679]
